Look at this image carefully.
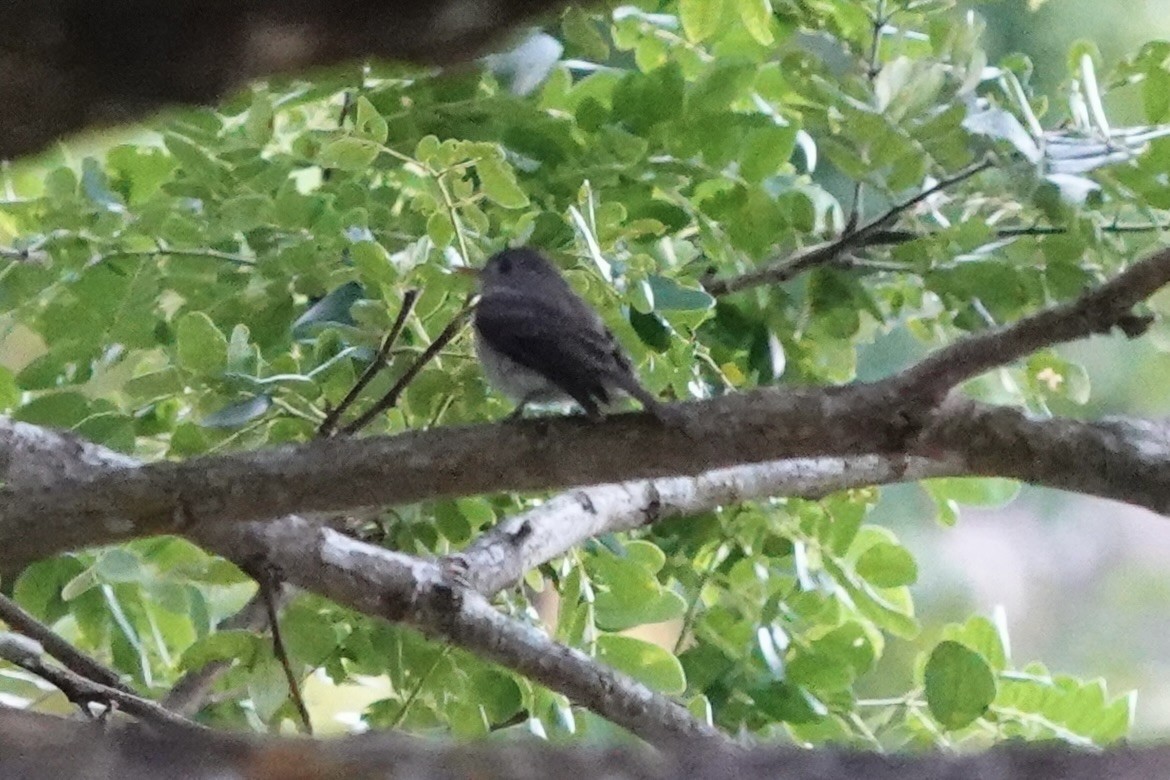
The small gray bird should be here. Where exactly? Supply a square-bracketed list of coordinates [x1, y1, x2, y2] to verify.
[470, 248, 681, 423]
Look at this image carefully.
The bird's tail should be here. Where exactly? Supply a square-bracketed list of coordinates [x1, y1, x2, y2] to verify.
[616, 376, 688, 428]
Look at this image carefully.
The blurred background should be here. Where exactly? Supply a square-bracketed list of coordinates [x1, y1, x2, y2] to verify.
[846, 2, 1170, 737]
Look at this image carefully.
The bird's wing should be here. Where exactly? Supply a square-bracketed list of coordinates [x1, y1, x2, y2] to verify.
[474, 292, 626, 413]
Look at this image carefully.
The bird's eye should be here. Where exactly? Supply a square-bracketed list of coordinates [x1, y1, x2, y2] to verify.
[497, 256, 512, 274]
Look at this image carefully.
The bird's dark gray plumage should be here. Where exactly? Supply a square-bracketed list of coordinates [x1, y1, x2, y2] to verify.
[472, 247, 679, 422]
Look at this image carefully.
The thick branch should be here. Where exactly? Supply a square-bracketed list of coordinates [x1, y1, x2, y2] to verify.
[0, 0, 571, 159]
[922, 400, 1170, 513]
[450, 455, 962, 597]
[896, 246, 1170, 401]
[2, 705, 1170, 780]
[0, 419, 723, 746]
[0, 386, 913, 567]
[188, 517, 730, 749]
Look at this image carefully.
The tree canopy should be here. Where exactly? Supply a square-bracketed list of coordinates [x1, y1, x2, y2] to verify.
[3, 0, 1170, 771]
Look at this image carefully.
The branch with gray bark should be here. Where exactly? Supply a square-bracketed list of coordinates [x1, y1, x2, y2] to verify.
[2, 235, 1169, 566]
[3, 705, 1170, 780]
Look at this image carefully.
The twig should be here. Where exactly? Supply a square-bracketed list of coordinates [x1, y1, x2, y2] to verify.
[0, 632, 205, 732]
[161, 594, 272, 714]
[254, 563, 313, 734]
[319, 289, 420, 437]
[704, 159, 994, 296]
[101, 248, 255, 267]
[896, 245, 1170, 402]
[0, 593, 130, 693]
[340, 301, 473, 434]
[322, 91, 355, 183]
[389, 646, 451, 728]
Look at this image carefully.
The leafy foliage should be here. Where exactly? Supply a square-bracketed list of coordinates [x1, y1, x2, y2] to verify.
[0, 0, 1156, 747]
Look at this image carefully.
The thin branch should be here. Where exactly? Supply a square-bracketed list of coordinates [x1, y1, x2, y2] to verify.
[0, 593, 129, 693]
[704, 159, 993, 296]
[161, 591, 276, 715]
[340, 301, 473, 434]
[0, 632, 205, 732]
[255, 563, 313, 734]
[100, 248, 256, 267]
[319, 289, 420, 437]
[895, 245, 1170, 402]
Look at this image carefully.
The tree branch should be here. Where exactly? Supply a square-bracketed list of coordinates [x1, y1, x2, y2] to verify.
[3, 704, 1170, 780]
[188, 516, 732, 750]
[0, 419, 725, 747]
[448, 455, 962, 597]
[0, 633, 205, 732]
[895, 246, 1170, 402]
[703, 160, 994, 296]
[319, 289, 420, 437]
[0, 593, 129, 694]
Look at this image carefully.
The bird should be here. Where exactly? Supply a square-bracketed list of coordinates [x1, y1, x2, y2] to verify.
[468, 247, 683, 424]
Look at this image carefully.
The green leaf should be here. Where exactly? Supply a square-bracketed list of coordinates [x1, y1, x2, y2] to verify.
[15, 393, 91, 428]
[595, 634, 686, 693]
[924, 640, 996, 730]
[0, 366, 20, 411]
[562, 8, 610, 61]
[201, 395, 272, 428]
[751, 681, 828, 724]
[476, 157, 530, 208]
[630, 309, 672, 352]
[245, 90, 275, 145]
[738, 0, 774, 45]
[680, 0, 724, 42]
[354, 96, 389, 144]
[176, 311, 229, 375]
[318, 136, 381, 171]
[647, 275, 715, 311]
[179, 630, 261, 671]
[292, 282, 365, 337]
[922, 477, 1021, 510]
[855, 542, 918, 588]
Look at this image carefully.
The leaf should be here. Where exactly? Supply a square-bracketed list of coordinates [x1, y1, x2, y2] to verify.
[176, 311, 229, 375]
[0, 366, 19, 411]
[476, 157, 530, 208]
[630, 309, 672, 352]
[922, 477, 1021, 509]
[179, 630, 261, 671]
[596, 634, 686, 693]
[751, 681, 828, 724]
[354, 96, 389, 144]
[562, 7, 610, 61]
[318, 136, 381, 170]
[201, 394, 272, 428]
[738, 0, 774, 45]
[647, 275, 715, 311]
[924, 640, 996, 730]
[680, 0, 724, 42]
[855, 542, 918, 588]
[962, 105, 1042, 163]
[292, 282, 365, 338]
[15, 393, 91, 427]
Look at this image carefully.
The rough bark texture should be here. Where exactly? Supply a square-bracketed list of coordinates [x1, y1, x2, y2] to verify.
[3, 706, 1170, 780]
